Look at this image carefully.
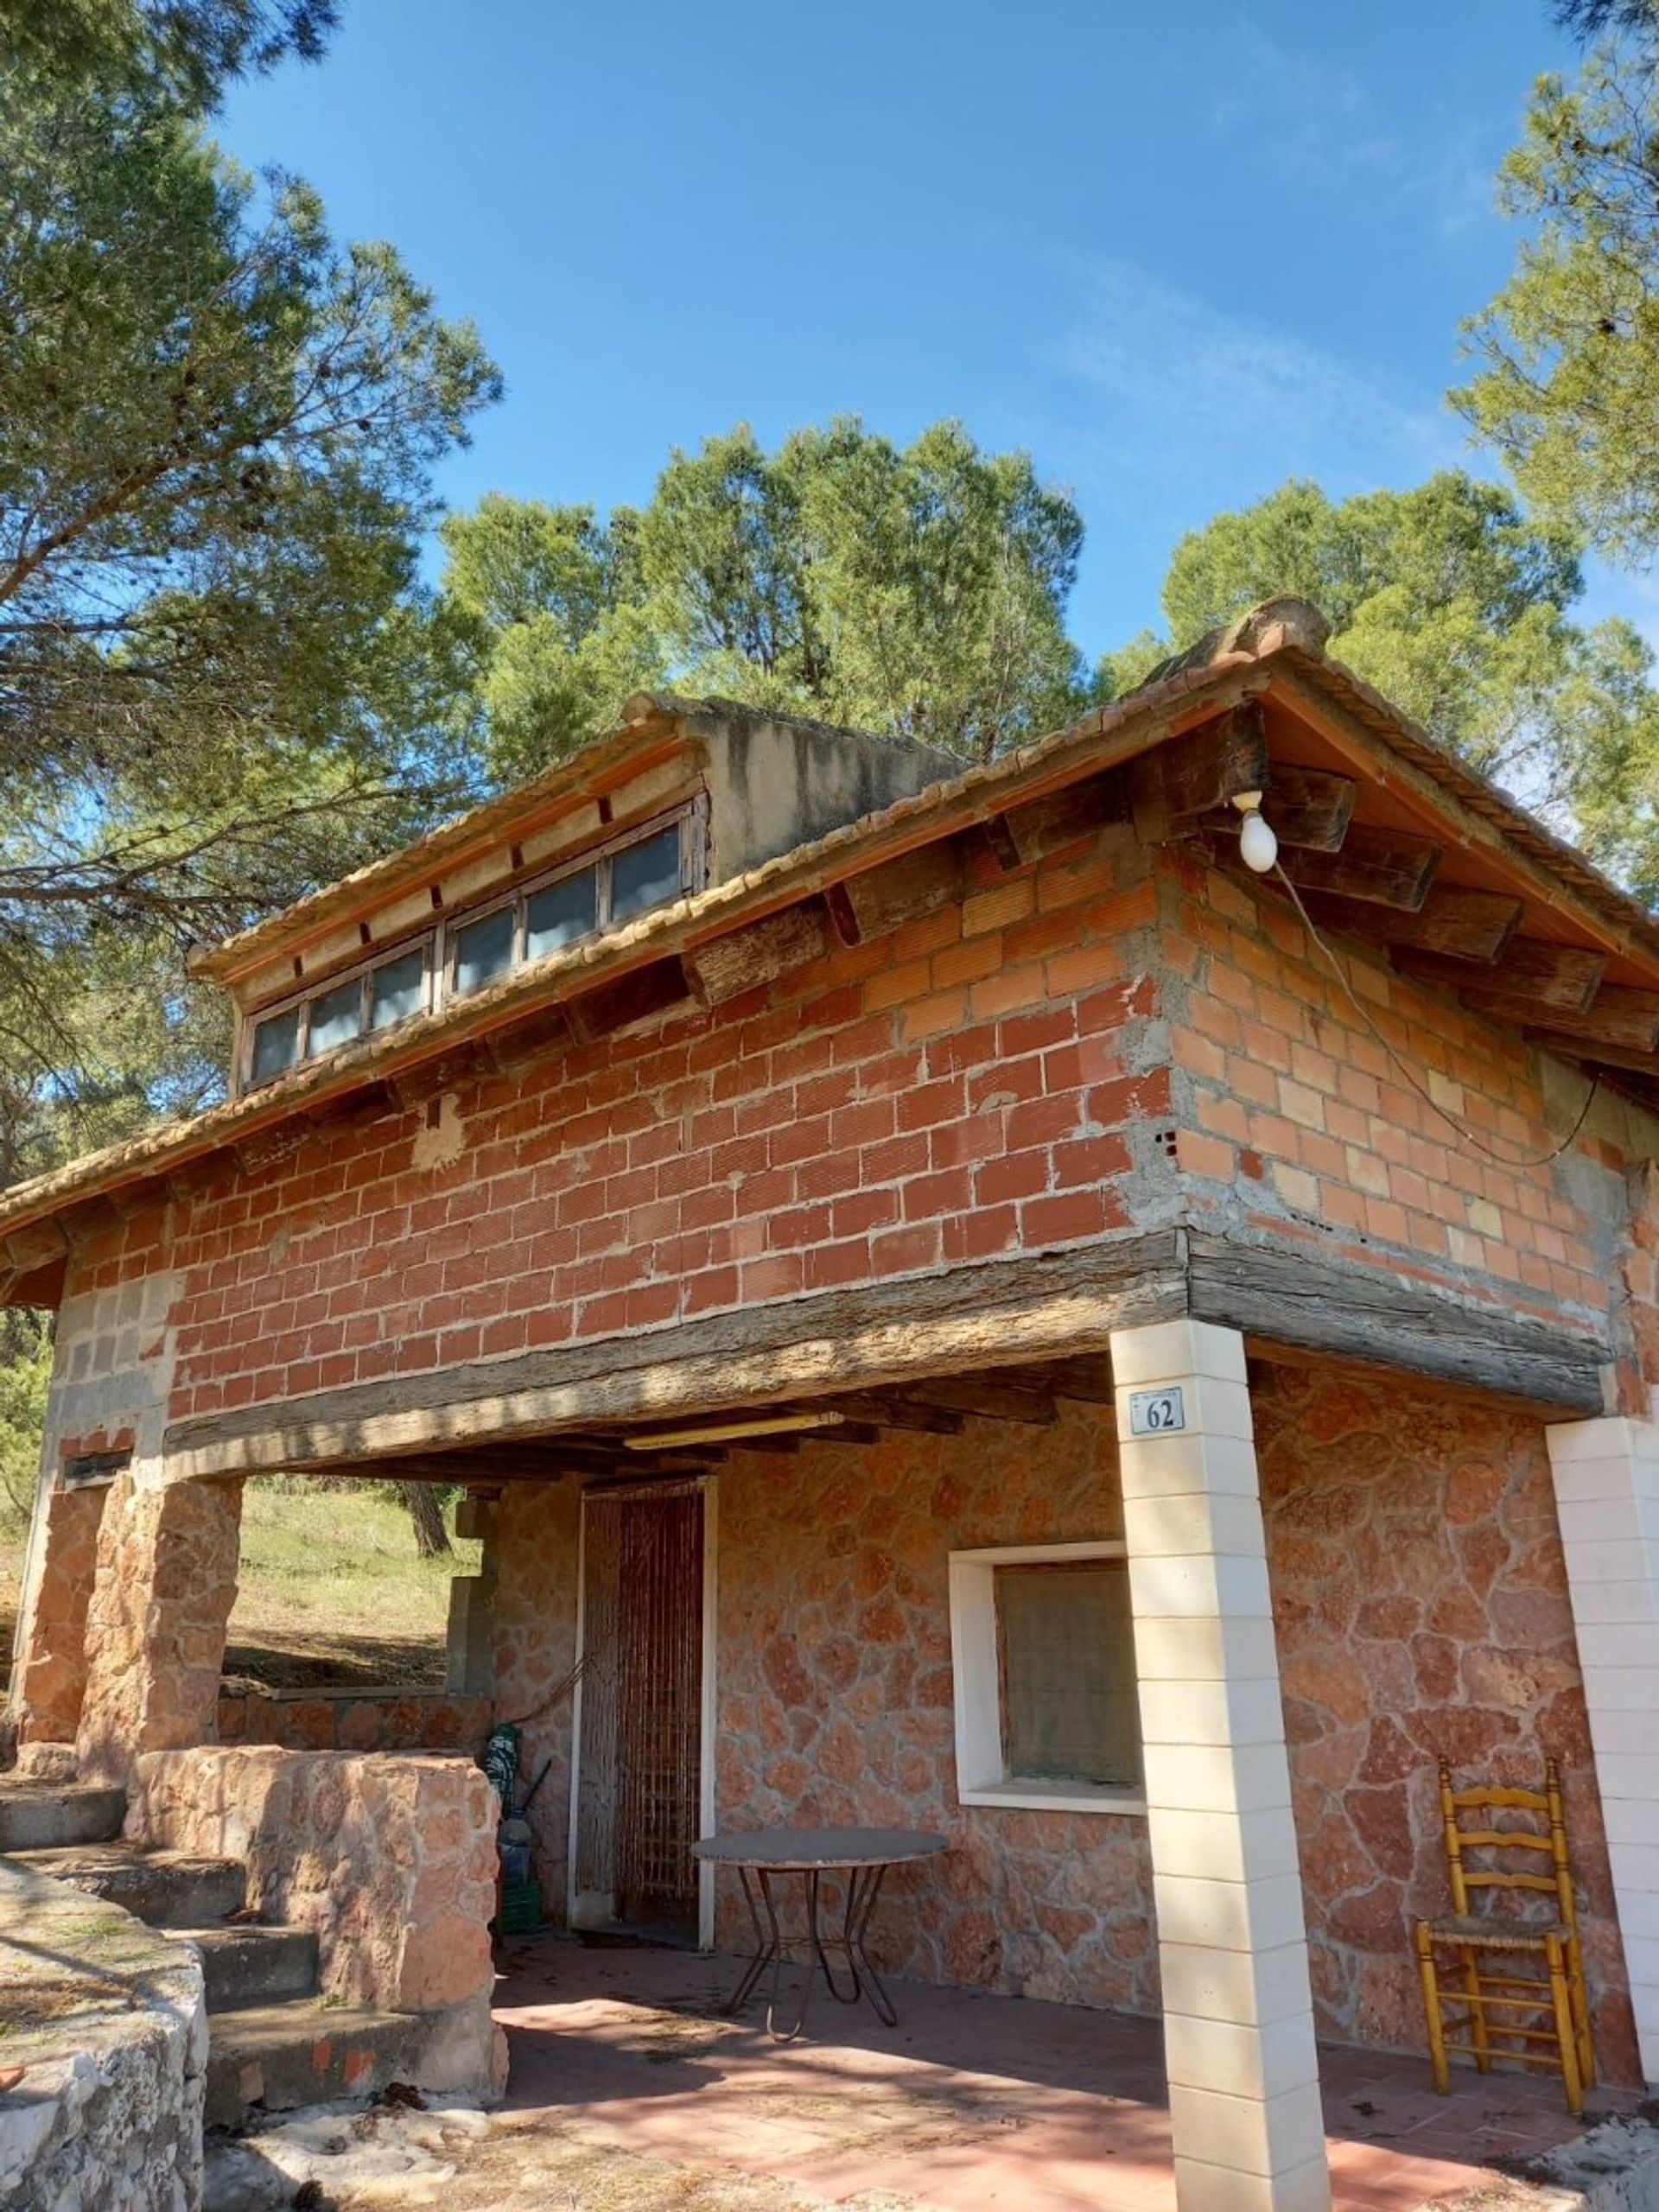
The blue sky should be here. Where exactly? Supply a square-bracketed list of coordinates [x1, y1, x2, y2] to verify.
[219, 1, 1637, 662]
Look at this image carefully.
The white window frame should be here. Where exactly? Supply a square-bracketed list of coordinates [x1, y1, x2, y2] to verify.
[947, 1540, 1146, 1815]
[238, 799, 706, 1093]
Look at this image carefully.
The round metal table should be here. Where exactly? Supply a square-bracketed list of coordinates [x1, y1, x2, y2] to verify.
[692, 1827, 946, 2041]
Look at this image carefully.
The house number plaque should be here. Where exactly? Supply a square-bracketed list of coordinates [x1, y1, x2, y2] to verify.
[1128, 1386, 1186, 1436]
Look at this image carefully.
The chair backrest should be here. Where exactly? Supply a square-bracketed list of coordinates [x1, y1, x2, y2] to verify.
[1438, 1758, 1577, 1933]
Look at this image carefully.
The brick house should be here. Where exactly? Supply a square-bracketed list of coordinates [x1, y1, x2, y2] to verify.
[9, 595, 1659, 2209]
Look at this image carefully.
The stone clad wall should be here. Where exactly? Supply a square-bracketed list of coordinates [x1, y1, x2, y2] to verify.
[490, 1481, 581, 1909]
[0, 1856, 207, 2212]
[216, 1681, 490, 1753]
[714, 1404, 1160, 2013]
[127, 1747, 499, 2022]
[1254, 1358, 1643, 2082]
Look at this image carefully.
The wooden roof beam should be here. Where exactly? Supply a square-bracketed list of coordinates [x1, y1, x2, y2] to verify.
[1207, 765, 1357, 855]
[1300, 886, 1522, 964]
[894, 1376, 1058, 1425]
[1280, 827, 1442, 912]
[1395, 939, 1608, 1017]
[1129, 702, 1270, 844]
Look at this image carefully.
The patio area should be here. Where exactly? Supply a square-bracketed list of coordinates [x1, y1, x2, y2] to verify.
[489, 1936, 1649, 2211]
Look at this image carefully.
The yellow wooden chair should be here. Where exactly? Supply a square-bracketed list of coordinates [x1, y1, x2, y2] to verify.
[1414, 1757, 1593, 2114]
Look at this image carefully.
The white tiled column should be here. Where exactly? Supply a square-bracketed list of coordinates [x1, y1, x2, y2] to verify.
[1111, 1318, 1330, 2212]
[1545, 1408, 1659, 2085]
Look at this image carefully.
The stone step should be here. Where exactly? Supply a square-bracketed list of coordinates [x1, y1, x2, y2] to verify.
[205, 2000, 432, 2129]
[0, 1779, 124, 1852]
[178, 1924, 320, 2013]
[10, 1841, 248, 1926]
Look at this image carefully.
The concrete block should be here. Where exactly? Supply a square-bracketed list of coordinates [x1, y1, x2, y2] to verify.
[1166, 2078, 1326, 2179]
[1162, 2007, 1319, 2102]
[1137, 1675, 1287, 1752]
[1153, 1870, 1310, 1956]
[1141, 1739, 1293, 1818]
[1109, 1319, 1248, 1389]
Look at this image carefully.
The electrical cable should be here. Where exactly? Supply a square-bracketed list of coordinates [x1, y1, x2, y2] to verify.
[1272, 861, 1603, 1171]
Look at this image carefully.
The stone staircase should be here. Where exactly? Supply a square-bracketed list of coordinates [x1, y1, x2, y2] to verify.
[3, 1780, 429, 2127]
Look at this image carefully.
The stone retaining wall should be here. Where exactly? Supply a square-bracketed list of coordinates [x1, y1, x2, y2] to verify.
[126, 1746, 505, 2101]
[0, 1854, 207, 2212]
[216, 1682, 489, 1755]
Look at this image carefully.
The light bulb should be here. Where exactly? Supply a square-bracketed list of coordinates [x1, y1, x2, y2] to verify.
[1238, 806, 1278, 874]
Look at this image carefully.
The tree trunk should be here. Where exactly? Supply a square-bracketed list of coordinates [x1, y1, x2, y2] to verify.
[400, 1481, 452, 1558]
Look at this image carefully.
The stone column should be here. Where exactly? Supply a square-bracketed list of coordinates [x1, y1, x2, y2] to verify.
[1546, 1408, 1659, 2085]
[75, 1471, 244, 1783]
[1110, 1318, 1329, 2212]
[10, 1477, 111, 1745]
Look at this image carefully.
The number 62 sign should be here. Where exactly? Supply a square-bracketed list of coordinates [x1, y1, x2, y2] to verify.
[1128, 1386, 1186, 1436]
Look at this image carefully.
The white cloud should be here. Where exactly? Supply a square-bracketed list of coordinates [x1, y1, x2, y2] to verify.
[1052, 257, 1459, 513]
[1207, 29, 1396, 181]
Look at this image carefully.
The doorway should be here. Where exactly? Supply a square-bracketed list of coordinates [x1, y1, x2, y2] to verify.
[569, 1480, 715, 1945]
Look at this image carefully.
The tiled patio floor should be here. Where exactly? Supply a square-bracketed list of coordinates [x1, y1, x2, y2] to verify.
[493, 1938, 1644, 2210]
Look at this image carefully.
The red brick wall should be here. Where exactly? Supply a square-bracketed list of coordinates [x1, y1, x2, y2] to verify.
[69, 821, 1172, 1429]
[1160, 851, 1623, 1339]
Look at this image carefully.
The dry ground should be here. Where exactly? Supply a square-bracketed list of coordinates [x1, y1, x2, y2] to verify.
[1, 1477, 477, 1693]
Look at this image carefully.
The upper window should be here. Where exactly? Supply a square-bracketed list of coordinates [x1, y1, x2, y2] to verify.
[948, 1542, 1143, 1814]
[241, 804, 702, 1091]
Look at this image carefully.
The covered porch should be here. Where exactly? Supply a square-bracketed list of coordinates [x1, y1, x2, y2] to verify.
[31, 1245, 1653, 2210]
[484, 1939, 1649, 2212]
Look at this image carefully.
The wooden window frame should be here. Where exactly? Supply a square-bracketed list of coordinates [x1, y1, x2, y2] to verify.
[238, 800, 705, 1093]
[947, 1540, 1146, 1815]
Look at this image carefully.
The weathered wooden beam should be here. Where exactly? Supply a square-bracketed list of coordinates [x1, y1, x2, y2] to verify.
[1509, 985, 1659, 1055]
[568, 957, 695, 1042]
[821, 1394, 965, 1434]
[987, 771, 1129, 872]
[1394, 938, 1607, 1016]
[1280, 827, 1442, 912]
[3, 1219, 68, 1274]
[894, 1376, 1058, 1425]
[1037, 1352, 1116, 1402]
[1523, 1029, 1659, 1077]
[1130, 702, 1270, 844]
[1211, 765, 1356, 854]
[827, 839, 969, 947]
[162, 1230, 1190, 1479]
[683, 904, 830, 1006]
[1187, 1232, 1605, 1414]
[1300, 885, 1522, 965]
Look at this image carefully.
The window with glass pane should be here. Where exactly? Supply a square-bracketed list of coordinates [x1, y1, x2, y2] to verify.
[524, 867, 596, 959]
[250, 1005, 301, 1085]
[610, 824, 682, 922]
[307, 976, 364, 1056]
[995, 1560, 1141, 1787]
[453, 905, 516, 995]
[369, 948, 426, 1030]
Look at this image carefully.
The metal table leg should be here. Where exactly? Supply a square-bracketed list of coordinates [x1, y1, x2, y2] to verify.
[718, 1859, 900, 2038]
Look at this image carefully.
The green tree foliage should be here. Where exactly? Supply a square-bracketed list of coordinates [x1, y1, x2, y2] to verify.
[0, 0, 336, 105]
[441, 419, 1088, 777]
[0, 39, 499, 1157]
[1119, 472, 1659, 897]
[1454, 42, 1659, 563]
[0, 1309, 50, 1525]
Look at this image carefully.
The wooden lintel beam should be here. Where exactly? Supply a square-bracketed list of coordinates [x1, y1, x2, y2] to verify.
[1130, 702, 1270, 844]
[1301, 886, 1522, 965]
[895, 1376, 1058, 1425]
[1280, 827, 1442, 912]
[3, 1218, 69, 1273]
[1395, 938, 1607, 1016]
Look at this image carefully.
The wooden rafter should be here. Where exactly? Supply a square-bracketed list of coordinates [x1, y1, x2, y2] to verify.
[1394, 940, 1607, 1016]
[1129, 702, 1270, 844]
[1301, 886, 1522, 965]
[893, 1376, 1058, 1424]
[1211, 765, 1356, 853]
[1280, 828, 1442, 912]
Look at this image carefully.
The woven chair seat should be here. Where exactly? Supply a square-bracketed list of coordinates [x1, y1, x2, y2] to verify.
[1422, 1913, 1567, 1950]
